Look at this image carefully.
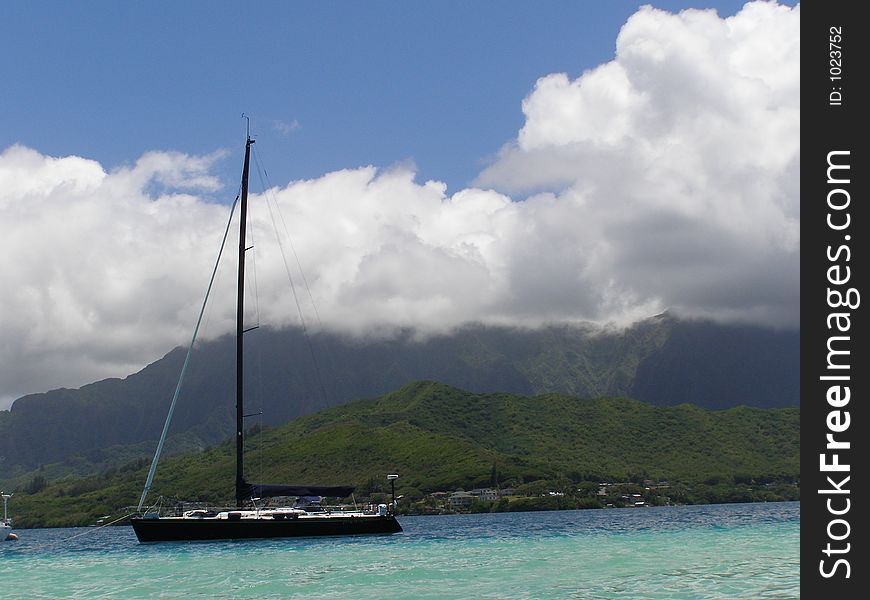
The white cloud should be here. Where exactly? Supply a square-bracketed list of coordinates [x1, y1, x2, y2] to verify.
[0, 144, 233, 407]
[273, 119, 301, 136]
[0, 2, 799, 408]
[477, 0, 799, 326]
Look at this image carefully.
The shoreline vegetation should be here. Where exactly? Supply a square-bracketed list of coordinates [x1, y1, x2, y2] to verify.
[11, 477, 801, 529]
[393, 479, 800, 517]
[11, 474, 801, 529]
[4, 381, 799, 528]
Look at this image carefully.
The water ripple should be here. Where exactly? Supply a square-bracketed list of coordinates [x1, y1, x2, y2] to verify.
[2, 502, 799, 599]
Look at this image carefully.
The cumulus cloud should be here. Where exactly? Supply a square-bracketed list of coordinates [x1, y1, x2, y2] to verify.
[477, 0, 799, 326]
[0, 145, 232, 407]
[0, 1, 798, 408]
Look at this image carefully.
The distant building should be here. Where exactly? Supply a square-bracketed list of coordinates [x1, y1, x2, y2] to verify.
[470, 488, 499, 502]
[448, 491, 474, 508]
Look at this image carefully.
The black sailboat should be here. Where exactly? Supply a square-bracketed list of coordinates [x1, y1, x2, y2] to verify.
[130, 129, 402, 542]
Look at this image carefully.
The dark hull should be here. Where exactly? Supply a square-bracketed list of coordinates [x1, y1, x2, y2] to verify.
[130, 515, 402, 542]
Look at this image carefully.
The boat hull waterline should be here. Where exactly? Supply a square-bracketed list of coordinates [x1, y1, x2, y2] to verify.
[131, 514, 402, 542]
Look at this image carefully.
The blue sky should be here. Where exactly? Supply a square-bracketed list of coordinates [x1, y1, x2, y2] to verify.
[2, 0, 790, 193]
[0, 1, 799, 406]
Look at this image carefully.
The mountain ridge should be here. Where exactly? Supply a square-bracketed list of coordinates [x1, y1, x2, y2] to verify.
[12, 380, 800, 527]
[0, 315, 798, 482]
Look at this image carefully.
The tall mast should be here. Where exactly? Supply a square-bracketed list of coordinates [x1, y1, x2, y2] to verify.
[236, 132, 254, 507]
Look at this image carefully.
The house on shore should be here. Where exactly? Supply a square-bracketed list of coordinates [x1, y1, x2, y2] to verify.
[448, 491, 475, 508]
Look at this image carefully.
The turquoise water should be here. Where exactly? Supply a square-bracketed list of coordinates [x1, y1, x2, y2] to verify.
[2, 502, 798, 599]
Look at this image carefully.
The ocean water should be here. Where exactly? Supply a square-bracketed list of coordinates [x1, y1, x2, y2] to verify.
[2, 502, 799, 599]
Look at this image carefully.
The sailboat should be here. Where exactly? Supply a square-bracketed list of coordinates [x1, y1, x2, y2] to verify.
[130, 128, 402, 542]
[2, 493, 15, 541]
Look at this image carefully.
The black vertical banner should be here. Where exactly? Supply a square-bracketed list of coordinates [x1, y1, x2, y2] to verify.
[803, 1, 866, 596]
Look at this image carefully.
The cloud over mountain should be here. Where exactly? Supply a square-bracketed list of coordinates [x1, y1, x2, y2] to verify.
[0, 2, 798, 408]
[477, 1, 799, 326]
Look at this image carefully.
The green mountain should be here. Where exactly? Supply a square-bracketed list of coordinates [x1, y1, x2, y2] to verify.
[12, 382, 799, 527]
[0, 315, 799, 483]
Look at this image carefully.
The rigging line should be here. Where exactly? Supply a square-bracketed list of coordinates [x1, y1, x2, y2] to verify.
[137, 193, 240, 512]
[198, 183, 242, 350]
[245, 188, 262, 329]
[257, 155, 342, 406]
[255, 350, 264, 483]
[252, 146, 330, 406]
[264, 183, 330, 407]
[26, 511, 137, 552]
[256, 152, 326, 330]
[248, 314, 265, 483]
[251, 148, 310, 336]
